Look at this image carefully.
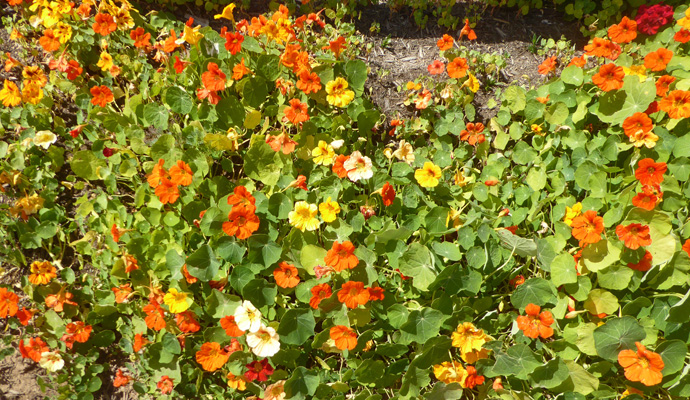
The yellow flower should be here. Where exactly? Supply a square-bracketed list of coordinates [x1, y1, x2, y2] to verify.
[22, 66, 47, 88]
[392, 140, 415, 165]
[288, 201, 321, 232]
[319, 197, 340, 223]
[10, 193, 44, 218]
[622, 65, 647, 83]
[446, 208, 463, 229]
[678, 8, 690, 30]
[312, 140, 335, 166]
[53, 22, 72, 43]
[10, 29, 24, 41]
[433, 361, 466, 385]
[563, 202, 582, 227]
[451, 322, 489, 358]
[531, 124, 542, 134]
[22, 83, 44, 105]
[40, 7, 61, 28]
[112, 6, 135, 30]
[463, 73, 480, 93]
[227, 372, 247, 391]
[215, 4, 236, 23]
[406, 81, 421, 91]
[326, 77, 355, 108]
[163, 288, 191, 314]
[97, 51, 113, 72]
[182, 24, 204, 46]
[463, 348, 490, 364]
[454, 169, 468, 187]
[414, 162, 442, 188]
[0, 80, 21, 107]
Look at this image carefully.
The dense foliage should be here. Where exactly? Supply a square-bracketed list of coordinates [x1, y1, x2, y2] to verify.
[1, 1, 690, 400]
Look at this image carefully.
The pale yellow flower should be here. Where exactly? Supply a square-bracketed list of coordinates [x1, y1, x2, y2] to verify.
[392, 140, 415, 165]
[288, 201, 320, 232]
[246, 324, 281, 357]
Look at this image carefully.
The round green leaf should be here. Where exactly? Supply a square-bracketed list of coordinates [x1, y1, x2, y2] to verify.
[165, 86, 193, 114]
[511, 277, 558, 309]
[592, 316, 646, 362]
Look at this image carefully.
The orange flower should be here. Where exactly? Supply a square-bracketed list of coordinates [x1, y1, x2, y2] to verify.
[283, 99, 309, 125]
[281, 43, 301, 69]
[460, 122, 485, 146]
[111, 223, 123, 242]
[635, 158, 666, 186]
[632, 185, 661, 211]
[130, 27, 151, 49]
[683, 239, 690, 258]
[644, 48, 673, 72]
[659, 90, 690, 119]
[368, 286, 385, 301]
[39, 29, 61, 52]
[222, 207, 260, 239]
[459, 19, 477, 40]
[323, 36, 346, 58]
[18, 337, 48, 362]
[568, 55, 587, 67]
[28, 260, 57, 285]
[45, 287, 77, 313]
[538, 56, 557, 75]
[196, 342, 230, 372]
[309, 283, 332, 309]
[437, 34, 454, 51]
[124, 253, 139, 273]
[273, 262, 300, 288]
[147, 159, 168, 188]
[182, 264, 198, 284]
[143, 301, 167, 331]
[133, 333, 150, 352]
[112, 283, 133, 303]
[628, 250, 653, 272]
[464, 366, 485, 389]
[381, 182, 395, 206]
[570, 210, 604, 246]
[154, 178, 180, 204]
[618, 342, 664, 386]
[90, 85, 114, 107]
[592, 63, 624, 92]
[266, 132, 298, 154]
[584, 37, 620, 59]
[616, 223, 652, 250]
[197, 87, 221, 105]
[675, 29, 690, 44]
[296, 71, 322, 94]
[330, 325, 357, 350]
[608, 16, 637, 43]
[169, 160, 193, 186]
[622, 112, 653, 137]
[332, 155, 350, 178]
[113, 369, 132, 388]
[220, 315, 245, 337]
[16, 307, 35, 326]
[0, 287, 19, 318]
[157, 376, 174, 394]
[325, 241, 359, 272]
[337, 281, 370, 309]
[62, 321, 92, 349]
[202, 62, 226, 92]
[655, 75, 675, 97]
[516, 303, 554, 339]
[176, 311, 201, 333]
[427, 60, 445, 75]
[227, 186, 256, 213]
[93, 13, 117, 36]
[163, 29, 179, 53]
[232, 58, 251, 80]
[224, 31, 244, 55]
[536, 95, 550, 104]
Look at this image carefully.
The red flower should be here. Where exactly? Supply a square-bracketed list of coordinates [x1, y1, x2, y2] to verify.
[367, 286, 385, 301]
[437, 34, 454, 51]
[659, 90, 690, 120]
[683, 239, 690, 259]
[655, 75, 676, 97]
[244, 359, 274, 382]
[459, 19, 477, 40]
[464, 366, 485, 389]
[283, 98, 309, 125]
[130, 27, 151, 49]
[628, 250, 653, 272]
[632, 184, 662, 211]
[635, 4, 674, 35]
[323, 36, 346, 58]
[176, 311, 201, 333]
[675, 29, 690, 44]
[325, 241, 359, 272]
[273, 261, 300, 288]
[615, 223, 652, 250]
[644, 48, 673, 72]
[570, 210, 604, 246]
[635, 158, 666, 186]
[113, 369, 132, 388]
[592, 63, 624, 92]
[18, 337, 48, 362]
[427, 60, 445, 75]
[173, 56, 191, 74]
[227, 186, 256, 213]
[381, 182, 395, 206]
[337, 281, 370, 309]
[447, 57, 469, 79]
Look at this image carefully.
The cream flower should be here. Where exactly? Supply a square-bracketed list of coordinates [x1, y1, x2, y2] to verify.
[288, 201, 321, 232]
[330, 139, 344, 149]
[33, 131, 57, 149]
[234, 300, 262, 333]
[246, 324, 281, 357]
[39, 351, 64, 372]
[393, 140, 415, 165]
[263, 380, 286, 400]
[342, 151, 373, 182]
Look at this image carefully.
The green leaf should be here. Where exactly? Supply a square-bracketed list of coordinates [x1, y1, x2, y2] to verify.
[411, 336, 452, 369]
[431, 242, 462, 261]
[550, 252, 577, 286]
[242, 279, 277, 307]
[355, 359, 385, 385]
[299, 245, 327, 275]
[70, 150, 107, 181]
[545, 102, 569, 125]
[529, 358, 570, 389]
[261, 241, 282, 267]
[551, 360, 599, 395]
[667, 289, 690, 323]
[526, 167, 547, 191]
[215, 95, 246, 129]
[284, 367, 319, 400]
[205, 290, 241, 319]
[596, 76, 655, 124]
[277, 308, 316, 345]
[597, 264, 634, 290]
[165, 86, 193, 114]
[563, 322, 598, 356]
[344, 60, 367, 95]
[511, 278, 558, 309]
[398, 242, 436, 291]
[429, 265, 482, 296]
[584, 288, 620, 316]
[242, 76, 268, 109]
[656, 339, 687, 375]
[561, 65, 584, 86]
[399, 308, 445, 345]
[496, 229, 537, 257]
[504, 86, 526, 113]
[593, 316, 646, 362]
[425, 382, 464, 400]
[489, 344, 542, 380]
[143, 103, 169, 130]
[425, 207, 451, 235]
[186, 245, 220, 282]
[244, 140, 284, 187]
[581, 239, 622, 272]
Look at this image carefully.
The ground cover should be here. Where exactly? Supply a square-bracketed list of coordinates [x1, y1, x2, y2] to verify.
[0, 1, 690, 400]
